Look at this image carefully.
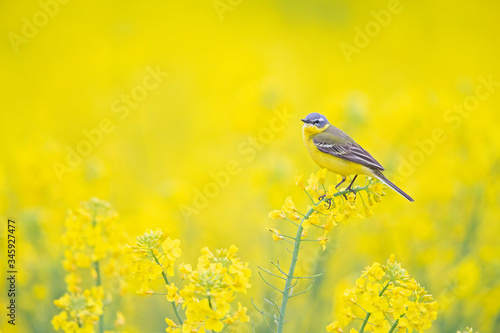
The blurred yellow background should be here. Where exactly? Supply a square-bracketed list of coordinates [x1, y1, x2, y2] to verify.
[1, 0, 500, 332]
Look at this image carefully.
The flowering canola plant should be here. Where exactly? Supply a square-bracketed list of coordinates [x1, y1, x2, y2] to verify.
[52, 287, 105, 333]
[49, 181, 482, 333]
[327, 255, 438, 333]
[127, 229, 251, 332]
[256, 169, 386, 332]
[268, 169, 384, 250]
[52, 198, 128, 333]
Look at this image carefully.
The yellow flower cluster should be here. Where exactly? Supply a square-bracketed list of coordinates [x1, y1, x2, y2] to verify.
[53, 198, 128, 332]
[127, 229, 182, 296]
[52, 287, 104, 333]
[172, 245, 251, 332]
[128, 229, 251, 332]
[327, 255, 438, 333]
[269, 169, 384, 250]
[62, 197, 128, 293]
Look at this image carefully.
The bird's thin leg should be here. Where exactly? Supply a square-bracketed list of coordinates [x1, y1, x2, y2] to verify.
[344, 175, 358, 200]
[335, 176, 346, 189]
[346, 175, 358, 191]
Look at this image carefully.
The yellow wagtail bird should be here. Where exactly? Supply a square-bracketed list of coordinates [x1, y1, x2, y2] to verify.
[301, 112, 414, 202]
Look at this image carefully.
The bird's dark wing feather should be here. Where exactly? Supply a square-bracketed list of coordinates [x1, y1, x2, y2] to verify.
[313, 133, 384, 171]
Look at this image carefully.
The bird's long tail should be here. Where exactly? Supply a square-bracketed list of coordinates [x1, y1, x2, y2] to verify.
[371, 170, 414, 202]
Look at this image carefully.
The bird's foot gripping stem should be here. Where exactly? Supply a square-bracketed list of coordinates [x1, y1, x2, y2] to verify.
[343, 175, 358, 200]
[317, 194, 333, 209]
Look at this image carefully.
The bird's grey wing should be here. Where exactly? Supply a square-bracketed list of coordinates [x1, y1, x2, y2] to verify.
[313, 132, 385, 171]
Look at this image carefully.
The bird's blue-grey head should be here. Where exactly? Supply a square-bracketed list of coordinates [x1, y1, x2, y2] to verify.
[301, 112, 330, 128]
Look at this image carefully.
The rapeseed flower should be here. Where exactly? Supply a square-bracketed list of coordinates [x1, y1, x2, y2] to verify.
[269, 170, 383, 250]
[129, 229, 250, 332]
[327, 255, 438, 332]
[260, 169, 385, 332]
[52, 287, 104, 333]
[53, 198, 128, 332]
[127, 229, 181, 295]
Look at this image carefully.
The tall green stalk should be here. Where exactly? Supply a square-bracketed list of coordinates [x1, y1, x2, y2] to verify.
[153, 254, 184, 325]
[91, 212, 104, 333]
[359, 282, 389, 333]
[94, 260, 104, 333]
[276, 207, 313, 333]
[277, 187, 369, 332]
[388, 319, 400, 333]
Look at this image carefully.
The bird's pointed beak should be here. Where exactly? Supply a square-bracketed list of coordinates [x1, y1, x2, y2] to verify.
[301, 119, 307, 123]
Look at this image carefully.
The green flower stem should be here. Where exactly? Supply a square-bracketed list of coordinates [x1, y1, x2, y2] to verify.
[388, 319, 399, 333]
[359, 282, 390, 333]
[94, 260, 104, 333]
[276, 185, 370, 333]
[153, 254, 184, 325]
[336, 185, 369, 198]
[277, 206, 313, 333]
[91, 212, 104, 333]
[359, 312, 371, 333]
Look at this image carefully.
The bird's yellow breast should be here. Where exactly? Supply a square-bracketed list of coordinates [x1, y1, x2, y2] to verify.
[302, 126, 365, 177]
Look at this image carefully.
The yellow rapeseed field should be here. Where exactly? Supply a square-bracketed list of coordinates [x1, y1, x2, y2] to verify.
[1, 0, 499, 332]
